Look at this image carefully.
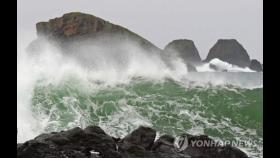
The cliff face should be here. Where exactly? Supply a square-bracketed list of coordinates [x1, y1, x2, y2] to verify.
[31, 12, 160, 53]
[205, 39, 251, 68]
[164, 39, 202, 66]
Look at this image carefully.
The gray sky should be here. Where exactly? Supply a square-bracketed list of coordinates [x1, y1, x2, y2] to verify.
[18, 0, 263, 62]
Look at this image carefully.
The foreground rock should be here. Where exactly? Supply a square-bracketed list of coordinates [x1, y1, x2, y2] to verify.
[205, 39, 251, 68]
[249, 59, 263, 72]
[17, 126, 249, 158]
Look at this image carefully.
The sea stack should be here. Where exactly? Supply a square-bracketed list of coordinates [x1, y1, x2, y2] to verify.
[249, 59, 263, 72]
[205, 39, 251, 68]
[164, 39, 201, 72]
[164, 39, 202, 65]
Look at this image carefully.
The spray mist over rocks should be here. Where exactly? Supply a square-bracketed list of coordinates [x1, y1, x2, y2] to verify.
[17, 34, 187, 142]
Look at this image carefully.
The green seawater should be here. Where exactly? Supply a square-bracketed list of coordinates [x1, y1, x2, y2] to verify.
[31, 77, 263, 158]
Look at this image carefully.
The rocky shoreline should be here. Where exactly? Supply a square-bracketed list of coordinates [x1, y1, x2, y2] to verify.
[17, 126, 249, 158]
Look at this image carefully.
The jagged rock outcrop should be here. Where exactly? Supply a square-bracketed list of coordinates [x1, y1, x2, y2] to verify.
[205, 39, 251, 68]
[164, 39, 202, 66]
[28, 12, 161, 54]
[249, 59, 263, 72]
[17, 125, 249, 158]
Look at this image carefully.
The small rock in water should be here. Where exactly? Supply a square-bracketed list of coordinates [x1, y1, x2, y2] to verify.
[249, 59, 263, 72]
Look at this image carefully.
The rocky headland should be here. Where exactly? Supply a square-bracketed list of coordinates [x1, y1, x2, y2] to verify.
[27, 12, 162, 66]
[34, 12, 159, 51]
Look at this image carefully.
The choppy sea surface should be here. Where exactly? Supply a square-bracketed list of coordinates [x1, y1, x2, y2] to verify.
[17, 40, 263, 157]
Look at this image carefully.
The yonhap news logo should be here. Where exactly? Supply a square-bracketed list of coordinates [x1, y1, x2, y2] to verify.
[174, 134, 258, 152]
[174, 135, 189, 151]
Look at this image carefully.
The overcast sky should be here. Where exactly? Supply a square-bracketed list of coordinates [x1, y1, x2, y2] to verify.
[18, 0, 263, 62]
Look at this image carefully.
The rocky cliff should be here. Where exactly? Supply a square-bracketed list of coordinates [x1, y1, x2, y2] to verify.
[205, 39, 251, 68]
[29, 12, 161, 54]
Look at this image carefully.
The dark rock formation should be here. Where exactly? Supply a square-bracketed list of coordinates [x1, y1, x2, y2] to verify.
[164, 39, 202, 66]
[18, 126, 122, 158]
[120, 126, 156, 150]
[27, 12, 168, 70]
[163, 39, 201, 72]
[17, 125, 249, 158]
[29, 12, 161, 54]
[205, 39, 251, 68]
[249, 59, 263, 72]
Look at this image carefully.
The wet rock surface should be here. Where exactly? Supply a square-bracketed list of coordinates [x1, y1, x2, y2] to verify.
[17, 126, 249, 158]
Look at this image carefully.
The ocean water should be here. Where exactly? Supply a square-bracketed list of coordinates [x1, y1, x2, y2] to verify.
[17, 39, 263, 158]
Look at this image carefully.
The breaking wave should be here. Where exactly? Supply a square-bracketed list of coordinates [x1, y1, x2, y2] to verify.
[17, 37, 262, 157]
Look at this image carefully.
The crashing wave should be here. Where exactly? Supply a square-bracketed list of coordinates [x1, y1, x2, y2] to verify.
[196, 58, 256, 72]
